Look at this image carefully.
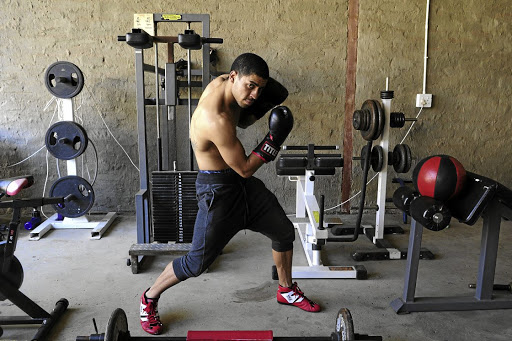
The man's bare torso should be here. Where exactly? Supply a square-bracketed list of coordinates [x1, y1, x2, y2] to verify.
[190, 75, 240, 171]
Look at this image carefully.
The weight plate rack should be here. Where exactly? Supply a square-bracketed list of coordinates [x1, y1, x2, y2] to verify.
[151, 171, 198, 243]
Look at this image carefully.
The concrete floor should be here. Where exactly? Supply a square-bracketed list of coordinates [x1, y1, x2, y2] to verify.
[1, 212, 511, 341]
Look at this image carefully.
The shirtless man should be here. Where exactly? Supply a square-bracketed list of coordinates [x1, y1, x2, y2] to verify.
[140, 53, 321, 335]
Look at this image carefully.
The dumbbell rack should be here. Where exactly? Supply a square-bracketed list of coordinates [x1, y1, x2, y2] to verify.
[30, 63, 117, 240]
[119, 14, 222, 273]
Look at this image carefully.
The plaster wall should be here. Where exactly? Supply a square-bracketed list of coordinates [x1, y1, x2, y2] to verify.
[0, 0, 510, 215]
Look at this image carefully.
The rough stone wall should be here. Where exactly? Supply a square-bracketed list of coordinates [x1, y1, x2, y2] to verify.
[0, 0, 510, 215]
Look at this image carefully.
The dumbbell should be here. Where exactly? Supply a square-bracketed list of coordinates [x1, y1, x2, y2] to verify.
[393, 186, 451, 231]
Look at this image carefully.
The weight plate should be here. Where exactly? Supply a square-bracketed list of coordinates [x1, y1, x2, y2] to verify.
[44, 61, 85, 98]
[390, 112, 405, 128]
[335, 308, 355, 341]
[393, 144, 412, 173]
[352, 110, 368, 131]
[49, 176, 95, 218]
[105, 308, 129, 341]
[359, 100, 385, 141]
[403, 144, 412, 173]
[0, 253, 24, 301]
[371, 145, 384, 172]
[374, 100, 385, 141]
[45, 121, 88, 160]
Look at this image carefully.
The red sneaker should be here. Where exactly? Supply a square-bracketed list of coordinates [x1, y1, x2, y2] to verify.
[277, 282, 321, 312]
[140, 289, 163, 335]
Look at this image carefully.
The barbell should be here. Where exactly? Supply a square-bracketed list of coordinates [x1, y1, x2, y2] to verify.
[76, 307, 382, 341]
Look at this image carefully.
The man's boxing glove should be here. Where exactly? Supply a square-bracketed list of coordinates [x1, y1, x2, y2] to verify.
[238, 77, 288, 128]
[252, 106, 294, 162]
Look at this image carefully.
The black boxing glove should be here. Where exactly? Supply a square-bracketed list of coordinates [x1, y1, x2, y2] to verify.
[252, 106, 294, 162]
[238, 77, 288, 129]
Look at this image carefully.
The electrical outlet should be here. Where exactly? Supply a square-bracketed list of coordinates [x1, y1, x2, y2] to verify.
[416, 94, 432, 108]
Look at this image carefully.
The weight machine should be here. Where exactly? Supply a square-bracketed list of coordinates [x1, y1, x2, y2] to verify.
[117, 14, 223, 273]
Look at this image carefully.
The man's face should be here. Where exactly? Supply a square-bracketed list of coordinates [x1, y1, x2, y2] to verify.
[230, 71, 268, 108]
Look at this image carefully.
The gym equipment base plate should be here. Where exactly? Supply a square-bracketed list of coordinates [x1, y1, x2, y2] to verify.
[128, 243, 191, 274]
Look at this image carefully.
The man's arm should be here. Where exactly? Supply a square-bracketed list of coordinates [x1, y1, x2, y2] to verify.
[210, 117, 264, 178]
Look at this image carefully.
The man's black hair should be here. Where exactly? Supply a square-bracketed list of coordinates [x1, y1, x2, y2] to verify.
[230, 53, 269, 79]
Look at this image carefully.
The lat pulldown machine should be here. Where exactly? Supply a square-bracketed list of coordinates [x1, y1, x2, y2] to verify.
[118, 14, 222, 273]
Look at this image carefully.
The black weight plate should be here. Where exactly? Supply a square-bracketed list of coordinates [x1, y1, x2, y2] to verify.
[105, 308, 129, 341]
[45, 121, 88, 160]
[393, 144, 411, 173]
[374, 100, 385, 140]
[44, 61, 85, 98]
[359, 100, 378, 141]
[0, 254, 24, 301]
[371, 145, 384, 172]
[403, 144, 412, 173]
[335, 308, 355, 340]
[359, 100, 384, 141]
[352, 109, 368, 131]
[50, 176, 95, 218]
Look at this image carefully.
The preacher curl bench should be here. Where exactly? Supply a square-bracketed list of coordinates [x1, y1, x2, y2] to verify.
[275, 143, 373, 280]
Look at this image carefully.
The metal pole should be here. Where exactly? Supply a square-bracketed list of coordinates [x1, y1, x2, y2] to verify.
[187, 22, 194, 171]
[155, 42, 162, 171]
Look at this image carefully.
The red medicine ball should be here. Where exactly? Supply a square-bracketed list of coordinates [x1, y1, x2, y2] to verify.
[412, 155, 467, 201]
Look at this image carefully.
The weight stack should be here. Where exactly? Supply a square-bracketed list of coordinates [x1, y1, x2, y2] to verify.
[151, 171, 198, 243]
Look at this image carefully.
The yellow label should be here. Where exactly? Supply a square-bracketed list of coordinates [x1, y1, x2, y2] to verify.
[313, 211, 319, 223]
[162, 14, 182, 21]
[134, 14, 155, 36]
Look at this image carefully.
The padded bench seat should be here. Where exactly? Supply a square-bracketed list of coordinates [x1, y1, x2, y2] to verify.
[276, 153, 343, 176]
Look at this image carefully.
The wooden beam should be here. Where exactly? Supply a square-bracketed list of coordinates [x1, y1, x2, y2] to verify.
[341, 0, 359, 213]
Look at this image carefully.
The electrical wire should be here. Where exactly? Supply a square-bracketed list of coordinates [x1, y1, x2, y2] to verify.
[6, 145, 46, 168]
[4, 97, 59, 169]
[399, 106, 423, 145]
[84, 86, 140, 172]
